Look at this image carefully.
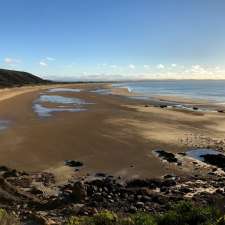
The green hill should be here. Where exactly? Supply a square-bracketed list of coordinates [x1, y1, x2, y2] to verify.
[0, 68, 49, 88]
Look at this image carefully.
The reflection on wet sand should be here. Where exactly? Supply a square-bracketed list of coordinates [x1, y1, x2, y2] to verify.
[33, 103, 86, 117]
[33, 93, 93, 118]
[0, 120, 10, 131]
[47, 88, 82, 93]
[38, 95, 86, 105]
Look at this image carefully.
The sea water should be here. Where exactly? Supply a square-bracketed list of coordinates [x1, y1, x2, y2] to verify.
[113, 80, 225, 103]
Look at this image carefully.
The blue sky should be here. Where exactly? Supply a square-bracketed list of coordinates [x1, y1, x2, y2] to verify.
[1, 0, 225, 80]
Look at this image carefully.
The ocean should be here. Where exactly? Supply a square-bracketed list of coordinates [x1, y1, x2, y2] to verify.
[113, 80, 225, 103]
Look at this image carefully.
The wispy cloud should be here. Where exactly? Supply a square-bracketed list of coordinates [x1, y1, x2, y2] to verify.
[46, 57, 55, 61]
[128, 64, 135, 69]
[39, 56, 55, 67]
[39, 61, 48, 67]
[38, 56, 55, 67]
[144, 65, 150, 69]
[4, 57, 21, 66]
[110, 64, 118, 69]
[156, 64, 165, 69]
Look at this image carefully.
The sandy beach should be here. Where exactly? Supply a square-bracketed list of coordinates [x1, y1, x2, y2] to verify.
[1, 83, 225, 180]
[2, 83, 225, 224]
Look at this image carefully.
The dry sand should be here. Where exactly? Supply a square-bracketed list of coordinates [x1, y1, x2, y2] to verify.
[0, 83, 225, 180]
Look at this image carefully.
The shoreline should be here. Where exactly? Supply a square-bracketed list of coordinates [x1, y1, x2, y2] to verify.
[0, 82, 224, 110]
[0, 83, 225, 176]
[1, 83, 225, 223]
[107, 84, 225, 112]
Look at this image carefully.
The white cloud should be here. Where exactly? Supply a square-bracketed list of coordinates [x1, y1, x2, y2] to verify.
[110, 65, 118, 69]
[39, 61, 48, 67]
[4, 57, 21, 65]
[97, 63, 108, 68]
[190, 65, 207, 74]
[144, 65, 150, 69]
[215, 66, 220, 71]
[192, 65, 201, 70]
[39, 57, 55, 67]
[46, 57, 55, 61]
[128, 64, 135, 69]
[171, 64, 177, 67]
[157, 64, 165, 69]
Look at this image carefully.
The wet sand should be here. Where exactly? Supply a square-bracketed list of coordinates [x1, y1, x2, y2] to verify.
[1, 83, 225, 180]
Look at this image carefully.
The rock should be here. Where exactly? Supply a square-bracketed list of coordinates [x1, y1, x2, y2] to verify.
[126, 178, 161, 189]
[2, 169, 18, 178]
[29, 187, 43, 195]
[136, 201, 145, 208]
[160, 186, 168, 192]
[95, 173, 106, 177]
[28, 214, 57, 225]
[179, 186, 191, 194]
[71, 203, 85, 214]
[160, 105, 167, 108]
[141, 195, 151, 202]
[65, 160, 83, 167]
[217, 110, 224, 113]
[129, 205, 137, 213]
[155, 150, 178, 163]
[163, 174, 176, 180]
[177, 152, 186, 156]
[72, 181, 87, 202]
[202, 154, 225, 171]
[208, 172, 215, 176]
[0, 165, 10, 172]
[193, 106, 199, 110]
[162, 179, 176, 187]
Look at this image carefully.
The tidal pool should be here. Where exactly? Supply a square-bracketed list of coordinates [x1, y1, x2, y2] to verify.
[186, 148, 225, 171]
[38, 95, 86, 105]
[33, 104, 86, 117]
[90, 89, 112, 95]
[0, 120, 10, 131]
[186, 148, 221, 161]
[47, 88, 82, 93]
[33, 94, 93, 117]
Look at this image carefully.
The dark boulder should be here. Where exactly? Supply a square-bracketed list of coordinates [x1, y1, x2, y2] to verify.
[65, 160, 83, 167]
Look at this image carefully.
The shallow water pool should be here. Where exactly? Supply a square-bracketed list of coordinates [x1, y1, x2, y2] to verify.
[33, 104, 86, 117]
[186, 148, 222, 161]
[38, 95, 86, 105]
[47, 88, 82, 93]
[0, 120, 10, 131]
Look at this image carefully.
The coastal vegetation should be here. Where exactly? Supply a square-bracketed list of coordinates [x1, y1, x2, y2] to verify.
[66, 202, 221, 225]
[1, 201, 225, 225]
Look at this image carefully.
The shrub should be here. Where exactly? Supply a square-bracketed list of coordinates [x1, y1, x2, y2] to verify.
[93, 210, 118, 225]
[67, 216, 82, 225]
[118, 217, 135, 225]
[65, 202, 221, 225]
[157, 201, 218, 225]
[0, 209, 20, 225]
[132, 213, 156, 225]
[216, 216, 225, 225]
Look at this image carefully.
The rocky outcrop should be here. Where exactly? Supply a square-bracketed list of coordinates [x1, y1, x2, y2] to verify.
[0, 165, 225, 224]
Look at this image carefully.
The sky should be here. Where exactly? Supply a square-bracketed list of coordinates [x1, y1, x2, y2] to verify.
[1, 0, 225, 81]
